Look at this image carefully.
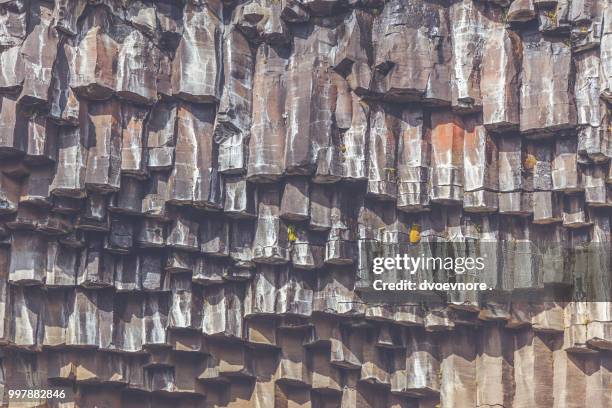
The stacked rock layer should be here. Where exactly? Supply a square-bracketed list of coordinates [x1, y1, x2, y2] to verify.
[0, 0, 611, 407]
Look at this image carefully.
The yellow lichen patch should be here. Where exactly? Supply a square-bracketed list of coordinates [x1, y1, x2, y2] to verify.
[409, 224, 421, 244]
[287, 225, 297, 243]
[524, 154, 537, 170]
[544, 10, 557, 25]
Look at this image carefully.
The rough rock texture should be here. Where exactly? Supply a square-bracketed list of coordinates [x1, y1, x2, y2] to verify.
[0, 0, 610, 407]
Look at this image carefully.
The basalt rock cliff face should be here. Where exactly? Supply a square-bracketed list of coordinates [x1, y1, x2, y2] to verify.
[0, 0, 611, 407]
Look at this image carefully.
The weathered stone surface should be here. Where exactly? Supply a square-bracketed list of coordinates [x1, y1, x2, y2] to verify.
[280, 176, 310, 222]
[223, 175, 256, 218]
[24, 114, 58, 164]
[463, 116, 498, 212]
[0, 171, 21, 214]
[50, 110, 89, 198]
[18, 0, 59, 106]
[116, 29, 160, 105]
[69, 6, 120, 100]
[20, 166, 54, 207]
[602, 4, 612, 101]
[333, 9, 372, 95]
[372, 0, 451, 104]
[520, 29, 577, 135]
[49, 38, 80, 125]
[52, 0, 86, 36]
[171, 1, 222, 103]
[367, 103, 399, 201]
[507, 0, 537, 23]
[215, 27, 254, 175]
[397, 108, 429, 212]
[253, 184, 289, 264]
[430, 111, 464, 204]
[236, 0, 289, 44]
[120, 103, 148, 178]
[168, 102, 221, 209]
[285, 22, 337, 176]
[145, 101, 177, 170]
[84, 99, 122, 193]
[0, 94, 27, 156]
[0, 0, 27, 48]
[481, 20, 521, 130]
[247, 43, 289, 182]
[552, 137, 581, 192]
[0, 46, 24, 91]
[449, 0, 500, 113]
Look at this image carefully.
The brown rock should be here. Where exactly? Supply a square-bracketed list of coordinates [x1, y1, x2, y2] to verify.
[237, 0, 289, 44]
[463, 116, 498, 213]
[110, 175, 144, 215]
[392, 329, 440, 397]
[215, 27, 254, 175]
[253, 184, 290, 264]
[18, 0, 59, 106]
[334, 9, 372, 95]
[284, 22, 337, 176]
[367, 103, 398, 201]
[372, 0, 451, 104]
[116, 29, 160, 105]
[552, 137, 581, 192]
[20, 165, 53, 207]
[512, 331, 556, 407]
[171, 1, 222, 103]
[481, 20, 522, 130]
[9, 231, 47, 284]
[0, 46, 24, 91]
[602, 4, 612, 101]
[223, 175, 256, 218]
[146, 101, 177, 170]
[0, 171, 21, 214]
[52, 0, 86, 36]
[49, 38, 80, 125]
[281, 0, 310, 23]
[168, 102, 221, 209]
[0, 0, 27, 48]
[316, 90, 369, 183]
[397, 108, 430, 212]
[70, 6, 120, 100]
[280, 176, 310, 222]
[326, 185, 359, 265]
[507, 0, 537, 23]
[120, 103, 149, 178]
[84, 99, 122, 193]
[520, 29, 576, 135]
[430, 111, 464, 204]
[50, 116, 89, 198]
[449, 0, 501, 113]
[247, 43, 289, 182]
[0, 94, 27, 156]
[77, 193, 110, 231]
[440, 327, 476, 407]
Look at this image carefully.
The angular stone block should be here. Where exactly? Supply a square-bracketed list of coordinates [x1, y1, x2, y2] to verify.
[171, 1, 222, 103]
[520, 30, 576, 135]
[372, 0, 451, 104]
[84, 99, 122, 193]
[215, 27, 254, 175]
[430, 111, 464, 204]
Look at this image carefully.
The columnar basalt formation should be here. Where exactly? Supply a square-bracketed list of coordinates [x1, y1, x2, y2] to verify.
[0, 0, 611, 407]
